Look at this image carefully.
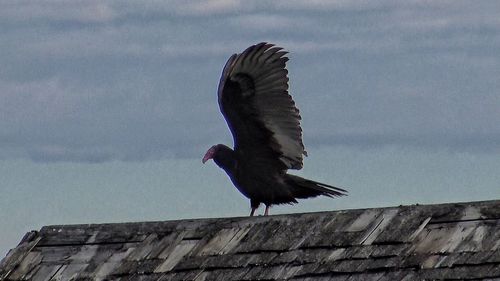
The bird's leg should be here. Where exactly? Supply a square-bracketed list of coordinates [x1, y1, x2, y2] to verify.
[264, 205, 270, 216]
[250, 200, 260, 217]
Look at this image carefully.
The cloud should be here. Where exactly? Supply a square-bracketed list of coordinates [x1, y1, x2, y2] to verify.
[1, 1, 499, 162]
[175, 0, 243, 15]
[0, 1, 117, 23]
[228, 14, 301, 31]
[274, 0, 386, 11]
[28, 145, 115, 163]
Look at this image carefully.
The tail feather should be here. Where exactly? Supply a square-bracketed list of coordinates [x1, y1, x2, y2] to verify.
[285, 174, 347, 199]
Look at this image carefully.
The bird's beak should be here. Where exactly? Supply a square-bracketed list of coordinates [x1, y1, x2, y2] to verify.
[202, 147, 215, 164]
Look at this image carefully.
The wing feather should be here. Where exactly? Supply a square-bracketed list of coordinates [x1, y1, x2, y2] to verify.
[218, 42, 307, 170]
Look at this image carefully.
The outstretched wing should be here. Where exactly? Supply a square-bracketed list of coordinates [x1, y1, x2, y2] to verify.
[218, 42, 307, 170]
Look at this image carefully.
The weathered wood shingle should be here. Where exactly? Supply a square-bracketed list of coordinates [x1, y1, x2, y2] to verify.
[1, 200, 499, 280]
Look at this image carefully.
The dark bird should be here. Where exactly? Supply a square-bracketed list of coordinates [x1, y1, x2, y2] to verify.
[203, 42, 347, 216]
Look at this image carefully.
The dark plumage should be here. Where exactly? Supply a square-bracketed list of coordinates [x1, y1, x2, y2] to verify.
[203, 42, 347, 216]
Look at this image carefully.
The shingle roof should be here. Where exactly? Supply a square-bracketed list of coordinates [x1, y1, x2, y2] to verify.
[1, 200, 499, 280]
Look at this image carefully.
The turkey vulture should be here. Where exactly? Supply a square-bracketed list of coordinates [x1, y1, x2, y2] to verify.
[203, 42, 347, 216]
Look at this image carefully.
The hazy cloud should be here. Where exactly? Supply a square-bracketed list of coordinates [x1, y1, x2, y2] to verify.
[0, 1, 117, 23]
[1, 1, 499, 162]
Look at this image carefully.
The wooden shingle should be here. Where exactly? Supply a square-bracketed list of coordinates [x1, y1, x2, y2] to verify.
[1, 200, 499, 280]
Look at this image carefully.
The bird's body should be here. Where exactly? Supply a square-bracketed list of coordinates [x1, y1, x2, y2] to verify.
[203, 43, 347, 216]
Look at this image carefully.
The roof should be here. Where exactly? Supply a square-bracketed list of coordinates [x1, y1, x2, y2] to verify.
[1, 200, 499, 281]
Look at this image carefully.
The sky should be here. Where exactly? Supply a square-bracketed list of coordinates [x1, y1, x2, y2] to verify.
[1, 0, 499, 257]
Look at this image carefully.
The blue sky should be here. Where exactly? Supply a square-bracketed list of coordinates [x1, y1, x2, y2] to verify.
[1, 0, 499, 257]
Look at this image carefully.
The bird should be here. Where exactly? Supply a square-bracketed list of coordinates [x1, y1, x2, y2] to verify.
[202, 42, 347, 216]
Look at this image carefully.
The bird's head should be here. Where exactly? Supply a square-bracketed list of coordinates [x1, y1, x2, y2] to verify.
[202, 144, 218, 164]
[202, 144, 236, 171]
